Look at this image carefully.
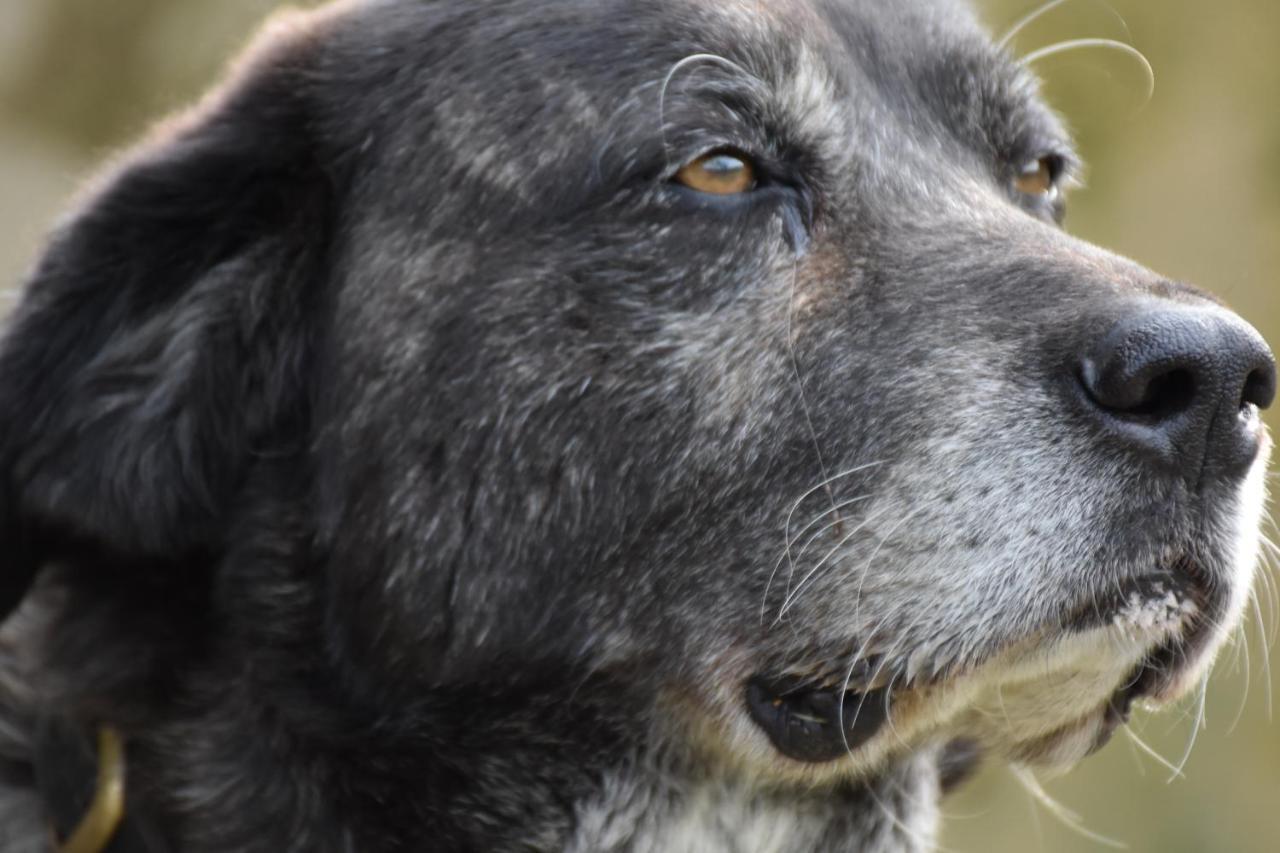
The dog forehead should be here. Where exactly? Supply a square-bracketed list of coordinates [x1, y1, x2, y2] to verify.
[333, 0, 997, 110]
[663, 0, 1012, 150]
[647, 0, 980, 40]
[317, 0, 1050, 225]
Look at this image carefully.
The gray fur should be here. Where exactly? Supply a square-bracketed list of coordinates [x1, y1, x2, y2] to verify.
[0, 0, 1271, 850]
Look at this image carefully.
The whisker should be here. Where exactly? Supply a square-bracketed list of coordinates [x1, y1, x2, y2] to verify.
[791, 495, 876, 564]
[764, 500, 870, 627]
[838, 637, 893, 749]
[880, 670, 912, 750]
[781, 504, 924, 621]
[862, 778, 954, 853]
[1120, 725, 1147, 777]
[760, 462, 884, 624]
[848, 507, 927, 624]
[998, 0, 1073, 48]
[775, 505, 893, 622]
[833, 622, 944, 848]
[1011, 766, 1128, 849]
[1167, 672, 1209, 782]
[779, 461, 886, 550]
[1226, 619, 1251, 734]
[785, 257, 841, 528]
[994, 681, 1015, 730]
[1123, 726, 1183, 780]
[657, 53, 753, 167]
[847, 737, 958, 853]
[1253, 539, 1280, 647]
[1250, 593, 1273, 721]
[1019, 38, 1155, 107]
[998, 0, 1133, 50]
[763, 492, 877, 624]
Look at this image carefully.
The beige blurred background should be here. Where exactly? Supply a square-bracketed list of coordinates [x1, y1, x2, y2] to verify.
[0, 1, 1276, 850]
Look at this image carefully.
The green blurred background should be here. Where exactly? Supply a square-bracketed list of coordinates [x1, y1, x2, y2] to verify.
[0, 1, 1275, 850]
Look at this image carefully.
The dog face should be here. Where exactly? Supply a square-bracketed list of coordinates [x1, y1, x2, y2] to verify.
[1, 0, 1273, 813]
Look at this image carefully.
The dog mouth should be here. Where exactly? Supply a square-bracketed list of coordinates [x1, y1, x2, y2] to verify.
[747, 557, 1222, 765]
[1069, 557, 1218, 703]
[1062, 559, 1208, 634]
[1094, 560, 1220, 726]
[745, 674, 895, 763]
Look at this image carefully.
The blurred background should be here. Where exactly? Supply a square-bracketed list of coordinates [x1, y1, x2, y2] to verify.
[0, 0, 1275, 850]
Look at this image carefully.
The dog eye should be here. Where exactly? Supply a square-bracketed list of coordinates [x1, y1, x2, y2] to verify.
[1013, 156, 1058, 199]
[675, 150, 757, 195]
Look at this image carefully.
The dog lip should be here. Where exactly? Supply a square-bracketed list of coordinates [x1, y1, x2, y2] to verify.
[1062, 555, 1220, 755]
[1105, 590, 1218, 714]
[745, 675, 893, 763]
[1062, 557, 1211, 634]
[1103, 647, 1172, 739]
[1087, 689, 1136, 756]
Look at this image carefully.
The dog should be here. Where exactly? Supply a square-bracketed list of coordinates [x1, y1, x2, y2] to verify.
[0, 0, 1273, 850]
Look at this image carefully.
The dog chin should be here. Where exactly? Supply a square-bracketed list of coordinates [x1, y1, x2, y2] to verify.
[953, 587, 1211, 769]
[994, 637, 1220, 774]
[986, 444, 1271, 769]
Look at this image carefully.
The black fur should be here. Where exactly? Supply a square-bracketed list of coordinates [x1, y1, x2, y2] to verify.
[0, 1, 1271, 851]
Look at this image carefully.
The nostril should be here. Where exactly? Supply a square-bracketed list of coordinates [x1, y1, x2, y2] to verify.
[1242, 365, 1277, 411]
[1078, 360, 1198, 423]
[1077, 304, 1274, 483]
[1128, 368, 1196, 420]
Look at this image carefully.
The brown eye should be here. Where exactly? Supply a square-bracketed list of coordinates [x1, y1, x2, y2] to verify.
[1014, 157, 1057, 198]
[675, 150, 757, 195]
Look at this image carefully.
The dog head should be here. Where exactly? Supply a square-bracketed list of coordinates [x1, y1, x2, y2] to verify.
[1, 0, 1272, 796]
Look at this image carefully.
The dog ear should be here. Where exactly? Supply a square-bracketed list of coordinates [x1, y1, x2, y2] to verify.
[0, 18, 333, 619]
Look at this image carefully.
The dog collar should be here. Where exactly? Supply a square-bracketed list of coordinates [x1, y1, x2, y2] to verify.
[56, 726, 126, 853]
[36, 722, 162, 853]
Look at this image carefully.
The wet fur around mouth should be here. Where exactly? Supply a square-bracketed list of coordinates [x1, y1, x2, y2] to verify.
[0, 0, 1272, 851]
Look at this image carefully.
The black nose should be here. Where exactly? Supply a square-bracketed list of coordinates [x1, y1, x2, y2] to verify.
[1079, 304, 1276, 482]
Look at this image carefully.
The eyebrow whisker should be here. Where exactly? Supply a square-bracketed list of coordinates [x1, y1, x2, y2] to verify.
[657, 52, 757, 169]
[1019, 38, 1155, 108]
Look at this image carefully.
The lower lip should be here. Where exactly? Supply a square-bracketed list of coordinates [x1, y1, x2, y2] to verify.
[1108, 609, 1215, 709]
[1065, 568, 1201, 633]
[745, 676, 894, 763]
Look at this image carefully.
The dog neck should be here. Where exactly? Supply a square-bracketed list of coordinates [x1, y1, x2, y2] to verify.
[6, 643, 945, 851]
[340, 667, 947, 851]
[4, 574, 948, 851]
[565, 750, 942, 853]
[163, 664, 944, 851]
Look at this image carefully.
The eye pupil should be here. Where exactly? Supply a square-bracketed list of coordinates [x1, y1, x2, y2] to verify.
[675, 149, 757, 195]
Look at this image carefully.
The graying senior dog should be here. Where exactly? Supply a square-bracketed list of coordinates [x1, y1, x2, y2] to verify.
[0, 0, 1273, 850]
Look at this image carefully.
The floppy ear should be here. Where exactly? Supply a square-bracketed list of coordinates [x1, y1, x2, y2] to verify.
[0, 19, 333, 619]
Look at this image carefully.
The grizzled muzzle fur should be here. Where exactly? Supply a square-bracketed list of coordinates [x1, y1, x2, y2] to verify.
[0, 1, 1273, 851]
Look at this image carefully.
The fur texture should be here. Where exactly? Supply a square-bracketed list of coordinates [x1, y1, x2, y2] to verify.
[0, 1, 1272, 850]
